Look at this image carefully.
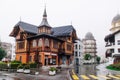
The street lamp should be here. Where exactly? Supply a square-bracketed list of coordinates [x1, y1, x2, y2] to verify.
[7, 63, 11, 72]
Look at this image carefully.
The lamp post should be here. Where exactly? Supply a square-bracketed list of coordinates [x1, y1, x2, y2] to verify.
[7, 63, 11, 72]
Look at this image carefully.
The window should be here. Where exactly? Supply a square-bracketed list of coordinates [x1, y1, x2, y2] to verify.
[45, 38, 49, 47]
[38, 39, 43, 47]
[17, 41, 24, 49]
[67, 44, 71, 51]
[19, 56, 22, 62]
[118, 49, 120, 53]
[33, 40, 37, 47]
[79, 45, 81, 49]
[53, 40, 58, 49]
[38, 55, 41, 62]
[79, 52, 80, 57]
[43, 27, 45, 32]
[75, 45, 77, 49]
[29, 56, 32, 62]
[118, 40, 120, 45]
[75, 51, 77, 57]
[67, 37, 70, 41]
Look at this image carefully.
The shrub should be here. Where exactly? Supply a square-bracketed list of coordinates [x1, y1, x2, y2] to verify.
[0, 62, 8, 70]
[106, 63, 120, 71]
[84, 54, 92, 60]
[10, 63, 21, 69]
[22, 63, 27, 66]
[17, 64, 24, 69]
[10, 60, 21, 64]
[49, 67, 56, 72]
[29, 62, 37, 68]
[24, 64, 30, 69]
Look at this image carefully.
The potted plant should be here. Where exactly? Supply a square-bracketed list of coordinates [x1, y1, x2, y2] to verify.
[23, 64, 30, 74]
[17, 64, 24, 73]
[49, 67, 56, 76]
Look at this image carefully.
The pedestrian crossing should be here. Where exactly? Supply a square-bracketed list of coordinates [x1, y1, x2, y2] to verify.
[79, 74, 120, 80]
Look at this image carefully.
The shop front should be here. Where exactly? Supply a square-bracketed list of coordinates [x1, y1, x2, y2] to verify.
[44, 53, 58, 66]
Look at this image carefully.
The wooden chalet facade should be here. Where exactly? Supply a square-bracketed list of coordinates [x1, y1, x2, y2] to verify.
[9, 8, 77, 66]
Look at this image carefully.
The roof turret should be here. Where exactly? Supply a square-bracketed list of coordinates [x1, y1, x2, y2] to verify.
[38, 7, 51, 28]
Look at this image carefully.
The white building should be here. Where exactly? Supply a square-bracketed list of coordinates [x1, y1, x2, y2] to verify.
[11, 43, 16, 61]
[82, 32, 97, 63]
[1, 42, 12, 61]
[105, 14, 120, 64]
[74, 39, 83, 65]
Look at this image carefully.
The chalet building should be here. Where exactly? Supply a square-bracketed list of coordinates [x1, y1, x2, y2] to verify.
[9, 8, 77, 66]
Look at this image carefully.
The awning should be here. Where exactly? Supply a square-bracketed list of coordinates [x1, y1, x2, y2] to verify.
[51, 53, 57, 56]
[113, 54, 120, 57]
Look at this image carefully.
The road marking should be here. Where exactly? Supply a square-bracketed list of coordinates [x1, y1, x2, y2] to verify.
[72, 69, 75, 74]
[116, 75, 120, 77]
[108, 75, 120, 79]
[80, 75, 90, 80]
[72, 74, 79, 80]
[98, 75, 111, 79]
[89, 75, 98, 79]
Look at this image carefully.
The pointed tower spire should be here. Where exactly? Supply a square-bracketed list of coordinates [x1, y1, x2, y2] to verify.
[43, 5, 47, 17]
[38, 6, 51, 27]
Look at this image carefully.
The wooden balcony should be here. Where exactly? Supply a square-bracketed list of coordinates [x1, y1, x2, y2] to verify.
[59, 48, 65, 53]
[44, 46, 51, 52]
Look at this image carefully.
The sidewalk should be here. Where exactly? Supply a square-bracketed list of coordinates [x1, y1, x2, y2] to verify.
[0, 67, 71, 80]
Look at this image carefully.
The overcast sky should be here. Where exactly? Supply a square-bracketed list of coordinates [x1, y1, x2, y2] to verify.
[0, 0, 120, 57]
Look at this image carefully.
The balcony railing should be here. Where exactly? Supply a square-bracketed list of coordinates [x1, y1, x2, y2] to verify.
[58, 48, 65, 54]
[105, 42, 115, 47]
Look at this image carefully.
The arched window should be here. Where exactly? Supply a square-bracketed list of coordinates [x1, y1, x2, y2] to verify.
[45, 38, 49, 47]
[33, 40, 36, 47]
[38, 39, 43, 47]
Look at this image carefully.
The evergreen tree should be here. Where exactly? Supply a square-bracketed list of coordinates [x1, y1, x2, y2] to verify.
[84, 54, 92, 60]
[0, 48, 7, 60]
[96, 56, 101, 64]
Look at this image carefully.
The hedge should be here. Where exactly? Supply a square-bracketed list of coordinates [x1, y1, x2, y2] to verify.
[10, 63, 21, 69]
[106, 63, 120, 71]
[0, 62, 8, 70]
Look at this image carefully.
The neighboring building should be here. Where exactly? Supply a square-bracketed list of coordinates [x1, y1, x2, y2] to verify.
[74, 39, 83, 65]
[1, 42, 12, 61]
[9, 8, 78, 66]
[11, 43, 16, 61]
[82, 32, 97, 63]
[105, 14, 120, 64]
[110, 14, 120, 33]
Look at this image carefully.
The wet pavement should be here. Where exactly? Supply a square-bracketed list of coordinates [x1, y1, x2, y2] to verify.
[1, 62, 120, 80]
[0, 67, 70, 80]
[76, 62, 120, 80]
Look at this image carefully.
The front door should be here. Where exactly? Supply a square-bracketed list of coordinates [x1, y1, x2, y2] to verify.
[45, 56, 48, 66]
[62, 56, 66, 65]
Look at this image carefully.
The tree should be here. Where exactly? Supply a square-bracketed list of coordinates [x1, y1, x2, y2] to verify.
[96, 56, 101, 64]
[0, 48, 7, 60]
[84, 54, 92, 60]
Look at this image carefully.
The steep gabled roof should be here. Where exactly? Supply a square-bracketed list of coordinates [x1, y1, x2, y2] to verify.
[15, 21, 38, 34]
[10, 21, 76, 38]
[52, 25, 75, 37]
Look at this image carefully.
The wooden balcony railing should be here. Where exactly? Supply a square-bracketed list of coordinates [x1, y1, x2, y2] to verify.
[58, 48, 65, 53]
